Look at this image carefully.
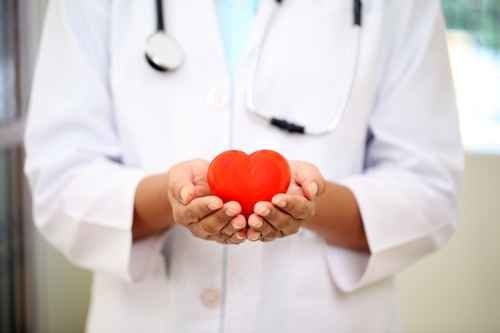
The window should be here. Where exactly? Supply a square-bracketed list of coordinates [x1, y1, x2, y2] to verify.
[0, 0, 17, 123]
[443, 0, 500, 153]
[0, 0, 25, 331]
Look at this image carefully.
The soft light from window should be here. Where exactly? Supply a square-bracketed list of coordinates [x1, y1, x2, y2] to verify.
[443, 1, 500, 153]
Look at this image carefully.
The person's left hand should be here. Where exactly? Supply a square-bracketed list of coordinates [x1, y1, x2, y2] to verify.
[246, 161, 325, 242]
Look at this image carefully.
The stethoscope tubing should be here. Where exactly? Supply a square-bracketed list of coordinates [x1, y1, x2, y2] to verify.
[245, 0, 363, 135]
[155, 0, 165, 32]
[147, 0, 363, 135]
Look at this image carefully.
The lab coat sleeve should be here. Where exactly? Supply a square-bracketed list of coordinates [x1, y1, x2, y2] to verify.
[24, 0, 167, 283]
[326, 1, 464, 292]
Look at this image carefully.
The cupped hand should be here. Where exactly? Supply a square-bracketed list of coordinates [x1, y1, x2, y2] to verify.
[246, 160, 325, 242]
[167, 159, 247, 244]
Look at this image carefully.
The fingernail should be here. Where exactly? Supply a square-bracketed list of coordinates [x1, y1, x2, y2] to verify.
[208, 201, 222, 211]
[250, 217, 263, 229]
[309, 182, 318, 197]
[225, 207, 238, 217]
[274, 199, 287, 208]
[249, 232, 260, 241]
[180, 187, 191, 204]
[256, 205, 270, 217]
[236, 232, 245, 240]
[231, 217, 246, 229]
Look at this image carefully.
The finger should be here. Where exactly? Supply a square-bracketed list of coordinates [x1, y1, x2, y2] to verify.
[279, 221, 301, 236]
[286, 182, 304, 196]
[254, 202, 291, 230]
[227, 230, 246, 245]
[262, 231, 281, 242]
[255, 201, 301, 236]
[220, 215, 246, 237]
[188, 203, 239, 240]
[206, 235, 228, 244]
[248, 214, 277, 238]
[248, 213, 264, 230]
[272, 194, 314, 220]
[197, 201, 241, 236]
[247, 228, 261, 242]
[176, 196, 223, 225]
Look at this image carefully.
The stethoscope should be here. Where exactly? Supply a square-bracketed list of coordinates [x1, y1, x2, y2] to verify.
[145, 0, 363, 135]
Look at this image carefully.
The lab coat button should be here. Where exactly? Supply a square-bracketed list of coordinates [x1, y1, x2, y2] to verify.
[207, 87, 229, 110]
[200, 288, 221, 309]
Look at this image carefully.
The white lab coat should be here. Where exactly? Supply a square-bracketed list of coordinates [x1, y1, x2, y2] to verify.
[24, 0, 463, 332]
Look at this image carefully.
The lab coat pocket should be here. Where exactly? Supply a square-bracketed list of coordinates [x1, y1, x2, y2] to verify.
[253, 1, 362, 134]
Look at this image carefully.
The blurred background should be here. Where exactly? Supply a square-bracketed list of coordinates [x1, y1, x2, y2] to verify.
[0, 1, 499, 332]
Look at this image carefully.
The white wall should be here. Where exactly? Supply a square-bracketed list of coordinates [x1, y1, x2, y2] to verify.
[34, 245, 91, 333]
[398, 153, 500, 332]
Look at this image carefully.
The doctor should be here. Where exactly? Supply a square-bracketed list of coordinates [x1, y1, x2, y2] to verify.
[25, 0, 463, 332]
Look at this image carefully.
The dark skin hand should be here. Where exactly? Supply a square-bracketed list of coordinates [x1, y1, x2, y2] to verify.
[133, 159, 369, 253]
[133, 160, 246, 244]
[246, 161, 370, 252]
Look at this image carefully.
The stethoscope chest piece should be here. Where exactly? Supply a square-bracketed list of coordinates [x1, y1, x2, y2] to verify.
[145, 32, 185, 72]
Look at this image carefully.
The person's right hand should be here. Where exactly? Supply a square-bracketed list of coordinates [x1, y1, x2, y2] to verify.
[167, 159, 247, 244]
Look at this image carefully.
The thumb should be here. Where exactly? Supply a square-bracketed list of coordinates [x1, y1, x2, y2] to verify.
[178, 183, 196, 205]
[291, 162, 324, 200]
[303, 181, 319, 200]
[173, 179, 210, 206]
[169, 161, 211, 205]
[169, 175, 195, 205]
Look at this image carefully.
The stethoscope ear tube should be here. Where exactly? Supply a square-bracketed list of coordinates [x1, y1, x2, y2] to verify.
[246, 0, 363, 136]
[146, 0, 363, 135]
[155, 0, 165, 32]
[354, 0, 362, 26]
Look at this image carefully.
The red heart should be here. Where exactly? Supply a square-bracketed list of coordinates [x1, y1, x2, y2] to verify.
[208, 150, 291, 217]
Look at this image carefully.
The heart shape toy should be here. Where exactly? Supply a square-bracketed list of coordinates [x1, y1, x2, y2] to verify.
[207, 150, 291, 217]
